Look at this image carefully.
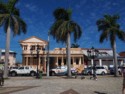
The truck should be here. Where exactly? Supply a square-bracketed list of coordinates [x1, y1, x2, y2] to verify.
[9, 66, 37, 76]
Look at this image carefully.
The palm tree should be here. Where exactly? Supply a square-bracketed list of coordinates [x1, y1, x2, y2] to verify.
[96, 14, 125, 77]
[50, 8, 82, 77]
[71, 43, 80, 48]
[0, 0, 27, 78]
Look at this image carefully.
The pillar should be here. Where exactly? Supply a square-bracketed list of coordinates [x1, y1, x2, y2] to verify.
[26, 57, 28, 66]
[91, 59, 93, 66]
[99, 59, 102, 66]
[56, 57, 58, 66]
[79, 57, 82, 65]
[61, 56, 64, 66]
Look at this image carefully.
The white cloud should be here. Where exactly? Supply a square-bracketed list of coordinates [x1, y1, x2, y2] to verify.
[25, 3, 38, 12]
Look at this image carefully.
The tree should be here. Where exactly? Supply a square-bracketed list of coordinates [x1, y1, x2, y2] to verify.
[71, 43, 80, 48]
[96, 14, 125, 77]
[0, 0, 27, 78]
[50, 8, 82, 77]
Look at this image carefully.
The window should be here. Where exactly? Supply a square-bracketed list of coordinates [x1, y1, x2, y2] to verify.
[31, 45, 36, 50]
[19, 67, 24, 70]
[25, 67, 29, 69]
[24, 45, 27, 50]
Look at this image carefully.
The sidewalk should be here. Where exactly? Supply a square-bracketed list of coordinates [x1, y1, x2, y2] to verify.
[0, 75, 123, 94]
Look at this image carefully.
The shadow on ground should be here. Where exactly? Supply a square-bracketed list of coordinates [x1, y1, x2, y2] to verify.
[94, 91, 107, 94]
[0, 86, 39, 94]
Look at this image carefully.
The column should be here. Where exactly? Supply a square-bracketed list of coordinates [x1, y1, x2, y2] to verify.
[26, 57, 28, 66]
[121, 60, 124, 66]
[61, 56, 64, 66]
[56, 57, 58, 66]
[91, 59, 93, 66]
[79, 57, 81, 65]
[99, 59, 102, 66]
[44, 56, 46, 72]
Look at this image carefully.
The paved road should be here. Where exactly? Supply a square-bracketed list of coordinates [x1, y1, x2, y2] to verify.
[0, 75, 123, 94]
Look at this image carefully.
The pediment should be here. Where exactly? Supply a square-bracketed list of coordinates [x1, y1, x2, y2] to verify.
[20, 36, 47, 44]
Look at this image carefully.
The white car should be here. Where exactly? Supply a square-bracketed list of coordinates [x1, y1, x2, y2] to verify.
[84, 66, 108, 75]
[49, 66, 75, 76]
[9, 66, 37, 76]
[96, 66, 108, 75]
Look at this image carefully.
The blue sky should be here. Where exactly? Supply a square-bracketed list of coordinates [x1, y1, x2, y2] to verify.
[0, 0, 125, 62]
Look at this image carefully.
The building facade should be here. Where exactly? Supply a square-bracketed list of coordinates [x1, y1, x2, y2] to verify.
[0, 49, 16, 67]
[20, 36, 125, 73]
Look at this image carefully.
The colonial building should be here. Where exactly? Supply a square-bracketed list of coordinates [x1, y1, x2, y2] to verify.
[20, 36, 125, 73]
[0, 49, 16, 67]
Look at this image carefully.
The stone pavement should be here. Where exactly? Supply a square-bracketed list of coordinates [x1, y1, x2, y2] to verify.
[0, 75, 122, 94]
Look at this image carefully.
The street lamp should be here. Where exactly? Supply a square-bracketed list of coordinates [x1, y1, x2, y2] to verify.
[87, 47, 99, 80]
[30, 45, 40, 79]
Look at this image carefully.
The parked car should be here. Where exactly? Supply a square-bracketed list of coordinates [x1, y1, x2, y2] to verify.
[109, 66, 122, 75]
[9, 66, 37, 76]
[83, 66, 107, 75]
[83, 67, 92, 75]
[49, 66, 75, 76]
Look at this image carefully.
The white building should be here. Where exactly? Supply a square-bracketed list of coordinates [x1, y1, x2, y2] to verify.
[0, 49, 16, 67]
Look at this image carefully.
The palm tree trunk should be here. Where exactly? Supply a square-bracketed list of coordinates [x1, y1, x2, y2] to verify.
[112, 40, 118, 77]
[4, 26, 11, 78]
[67, 32, 71, 77]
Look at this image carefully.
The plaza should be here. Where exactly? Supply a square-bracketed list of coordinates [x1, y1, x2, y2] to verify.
[0, 75, 122, 94]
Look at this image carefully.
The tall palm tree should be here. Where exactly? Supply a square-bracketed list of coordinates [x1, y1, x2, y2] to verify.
[0, 0, 27, 78]
[50, 8, 82, 77]
[96, 14, 125, 77]
[71, 43, 80, 48]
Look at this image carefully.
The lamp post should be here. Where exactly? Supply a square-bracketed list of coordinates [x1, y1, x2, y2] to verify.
[87, 47, 99, 80]
[30, 45, 40, 79]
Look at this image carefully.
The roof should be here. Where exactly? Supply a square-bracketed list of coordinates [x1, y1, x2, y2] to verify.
[119, 51, 125, 57]
[82, 48, 119, 57]
[0, 49, 16, 54]
[19, 36, 48, 44]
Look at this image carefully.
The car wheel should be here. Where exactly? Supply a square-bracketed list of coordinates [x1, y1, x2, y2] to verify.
[11, 72, 17, 76]
[30, 72, 36, 76]
[101, 72, 105, 75]
[51, 71, 55, 76]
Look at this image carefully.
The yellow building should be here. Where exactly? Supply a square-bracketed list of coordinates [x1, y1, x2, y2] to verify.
[20, 36, 85, 73]
[20, 36, 124, 73]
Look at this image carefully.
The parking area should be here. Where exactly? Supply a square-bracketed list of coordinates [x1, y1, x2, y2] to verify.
[0, 75, 123, 94]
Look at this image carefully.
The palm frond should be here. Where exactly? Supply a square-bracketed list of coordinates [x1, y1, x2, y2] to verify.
[117, 30, 125, 41]
[4, 17, 9, 33]
[11, 16, 19, 36]
[53, 8, 69, 21]
[7, 0, 19, 12]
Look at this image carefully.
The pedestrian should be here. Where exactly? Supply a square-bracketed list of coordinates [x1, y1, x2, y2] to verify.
[90, 65, 97, 80]
[122, 65, 125, 94]
[0, 69, 4, 86]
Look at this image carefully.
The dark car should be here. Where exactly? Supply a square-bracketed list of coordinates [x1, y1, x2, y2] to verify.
[109, 66, 122, 75]
[83, 67, 92, 75]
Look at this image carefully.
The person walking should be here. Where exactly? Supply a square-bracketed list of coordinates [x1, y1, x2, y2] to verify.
[90, 65, 97, 80]
[0, 69, 4, 86]
[122, 65, 125, 94]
